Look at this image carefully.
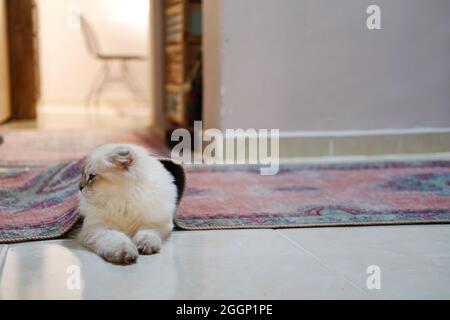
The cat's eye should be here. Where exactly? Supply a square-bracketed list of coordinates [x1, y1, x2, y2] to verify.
[88, 174, 96, 183]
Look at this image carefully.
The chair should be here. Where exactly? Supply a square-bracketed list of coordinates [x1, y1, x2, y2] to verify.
[79, 14, 147, 107]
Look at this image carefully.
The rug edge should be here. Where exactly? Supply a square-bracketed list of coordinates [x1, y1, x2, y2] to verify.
[174, 217, 450, 231]
[0, 214, 81, 244]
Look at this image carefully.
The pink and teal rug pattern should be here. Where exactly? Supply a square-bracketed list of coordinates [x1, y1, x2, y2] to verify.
[0, 160, 83, 243]
[175, 161, 450, 229]
[1, 160, 450, 242]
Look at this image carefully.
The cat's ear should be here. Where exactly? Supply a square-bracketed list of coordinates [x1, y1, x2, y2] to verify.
[108, 148, 133, 169]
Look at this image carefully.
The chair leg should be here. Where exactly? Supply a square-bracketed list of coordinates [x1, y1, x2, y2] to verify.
[121, 60, 146, 107]
[85, 63, 104, 107]
[85, 62, 110, 108]
[93, 63, 112, 107]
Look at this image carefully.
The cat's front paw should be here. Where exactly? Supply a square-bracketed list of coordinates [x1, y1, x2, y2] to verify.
[99, 237, 139, 265]
[133, 230, 162, 255]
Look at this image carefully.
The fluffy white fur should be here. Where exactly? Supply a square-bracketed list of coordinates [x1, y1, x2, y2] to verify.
[77, 143, 177, 264]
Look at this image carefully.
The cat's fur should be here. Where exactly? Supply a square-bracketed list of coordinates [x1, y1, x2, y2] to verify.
[77, 143, 177, 265]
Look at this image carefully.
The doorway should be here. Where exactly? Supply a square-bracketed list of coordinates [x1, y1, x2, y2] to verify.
[2, 0, 204, 145]
[37, 0, 151, 129]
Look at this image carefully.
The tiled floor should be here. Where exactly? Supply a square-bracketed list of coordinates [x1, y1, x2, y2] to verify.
[0, 103, 152, 132]
[0, 225, 449, 299]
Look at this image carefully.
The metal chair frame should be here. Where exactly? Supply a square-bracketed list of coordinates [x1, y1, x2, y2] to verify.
[79, 15, 146, 107]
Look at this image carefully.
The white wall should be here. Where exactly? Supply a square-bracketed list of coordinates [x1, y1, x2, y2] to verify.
[37, 0, 150, 105]
[0, 0, 10, 122]
[205, 0, 450, 132]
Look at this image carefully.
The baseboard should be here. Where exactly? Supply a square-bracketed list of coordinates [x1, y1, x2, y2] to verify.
[278, 128, 450, 158]
[200, 128, 450, 160]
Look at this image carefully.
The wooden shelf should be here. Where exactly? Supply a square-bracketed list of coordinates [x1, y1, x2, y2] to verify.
[163, 0, 203, 128]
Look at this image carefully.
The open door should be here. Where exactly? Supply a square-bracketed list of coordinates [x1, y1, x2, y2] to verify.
[6, 0, 40, 120]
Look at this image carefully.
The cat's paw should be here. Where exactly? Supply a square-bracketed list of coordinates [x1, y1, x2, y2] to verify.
[98, 235, 139, 265]
[133, 230, 162, 255]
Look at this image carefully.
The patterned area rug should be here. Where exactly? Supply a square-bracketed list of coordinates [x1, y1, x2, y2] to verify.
[0, 160, 83, 243]
[1, 160, 450, 242]
[0, 129, 169, 166]
[175, 161, 450, 229]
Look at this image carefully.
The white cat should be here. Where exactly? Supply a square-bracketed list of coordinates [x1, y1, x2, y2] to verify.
[77, 143, 178, 265]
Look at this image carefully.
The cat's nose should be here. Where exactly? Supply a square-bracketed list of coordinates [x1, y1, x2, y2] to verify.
[79, 184, 84, 191]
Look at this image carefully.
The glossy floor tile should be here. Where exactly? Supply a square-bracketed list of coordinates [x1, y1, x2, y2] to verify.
[0, 230, 368, 300]
[1, 226, 449, 299]
[0, 245, 7, 276]
[279, 225, 450, 299]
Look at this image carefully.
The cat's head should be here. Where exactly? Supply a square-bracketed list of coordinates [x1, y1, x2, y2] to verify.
[79, 143, 143, 196]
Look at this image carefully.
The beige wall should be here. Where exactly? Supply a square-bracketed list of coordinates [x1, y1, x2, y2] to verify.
[37, 0, 150, 105]
[203, 0, 222, 130]
[0, 0, 10, 122]
[205, 0, 450, 133]
[149, 0, 165, 132]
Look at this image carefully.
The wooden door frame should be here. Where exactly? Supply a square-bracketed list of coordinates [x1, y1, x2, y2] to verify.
[6, 0, 39, 120]
[0, 0, 11, 123]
